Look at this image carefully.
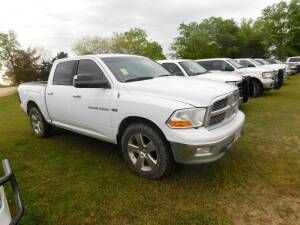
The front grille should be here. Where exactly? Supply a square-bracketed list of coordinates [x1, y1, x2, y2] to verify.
[212, 98, 228, 111]
[207, 91, 239, 127]
[209, 113, 226, 126]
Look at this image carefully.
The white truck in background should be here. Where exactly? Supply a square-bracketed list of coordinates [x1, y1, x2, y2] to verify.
[196, 58, 283, 97]
[18, 54, 245, 179]
[235, 58, 288, 78]
[157, 59, 251, 103]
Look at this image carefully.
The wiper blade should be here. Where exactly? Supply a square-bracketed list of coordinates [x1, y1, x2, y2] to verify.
[125, 77, 154, 82]
[156, 74, 174, 77]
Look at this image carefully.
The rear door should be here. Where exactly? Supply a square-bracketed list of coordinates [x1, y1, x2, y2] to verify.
[70, 58, 113, 138]
[46, 60, 76, 125]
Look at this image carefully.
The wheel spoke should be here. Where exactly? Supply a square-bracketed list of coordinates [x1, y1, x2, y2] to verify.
[145, 141, 155, 153]
[145, 154, 157, 169]
[134, 133, 146, 148]
[128, 143, 139, 154]
[135, 157, 144, 169]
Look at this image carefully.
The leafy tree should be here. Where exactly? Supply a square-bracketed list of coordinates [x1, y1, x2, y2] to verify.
[171, 17, 241, 59]
[73, 28, 166, 60]
[38, 51, 68, 80]
[0, 31, 20, 70]
[237, 19, 268, 57]
[113, 27, 166, 59]
[3, 48, 40, 85]
[73, 36, 113, 55]
[257, 0, 300, 58]
[171, 22, 220, 59]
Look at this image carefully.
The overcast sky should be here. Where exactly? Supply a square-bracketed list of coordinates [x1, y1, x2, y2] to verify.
[0, 0, 280, 83]
[0, 0, 281, 54]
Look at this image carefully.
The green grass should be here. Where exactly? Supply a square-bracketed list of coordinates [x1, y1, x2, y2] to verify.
[1, 75, 300, 225]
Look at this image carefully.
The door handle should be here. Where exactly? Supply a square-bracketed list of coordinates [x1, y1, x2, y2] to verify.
[72, 94, 82, 98]
[47, 92, 54, 96]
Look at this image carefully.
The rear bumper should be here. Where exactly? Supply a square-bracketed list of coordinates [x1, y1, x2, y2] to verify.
[169, 111, 245, 164]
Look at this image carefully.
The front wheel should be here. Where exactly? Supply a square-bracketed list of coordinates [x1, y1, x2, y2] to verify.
[29, 107, 53, 138]
[252, 79, 264, 97]
[121, 123, 174, 179]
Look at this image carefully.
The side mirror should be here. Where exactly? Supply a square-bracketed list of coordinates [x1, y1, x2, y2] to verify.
[248, 64, 255, 68]
[73, 74, 110, 88]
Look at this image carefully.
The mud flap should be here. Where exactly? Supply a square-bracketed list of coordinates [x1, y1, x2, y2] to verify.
[240, 77, 249, 103]
[273, 69, 284, 90]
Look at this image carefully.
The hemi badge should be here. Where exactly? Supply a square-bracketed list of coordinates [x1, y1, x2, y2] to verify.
[111, 108, 118, 112]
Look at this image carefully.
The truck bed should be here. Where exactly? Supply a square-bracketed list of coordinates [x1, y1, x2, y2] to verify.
[20, 81, 48, 86]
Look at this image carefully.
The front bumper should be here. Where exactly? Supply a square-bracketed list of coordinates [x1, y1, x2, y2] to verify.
[169, 111, 245, 164]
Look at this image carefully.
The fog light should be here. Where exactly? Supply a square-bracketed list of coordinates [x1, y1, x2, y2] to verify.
[195, 146, 212, 155]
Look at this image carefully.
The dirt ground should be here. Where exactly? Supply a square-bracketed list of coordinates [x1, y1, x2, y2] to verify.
[0, 87, 17, 97]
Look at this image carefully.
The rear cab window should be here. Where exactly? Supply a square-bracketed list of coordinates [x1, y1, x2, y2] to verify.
[53, 61, 76, 85]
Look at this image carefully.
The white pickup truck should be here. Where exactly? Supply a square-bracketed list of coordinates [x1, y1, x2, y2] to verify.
[157, 59, 251, 103]
[18, 54, 245, 179]
[197, 58, 283, 97]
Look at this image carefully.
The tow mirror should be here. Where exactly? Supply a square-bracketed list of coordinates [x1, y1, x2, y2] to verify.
[248, 64, 255, 68]
[224, 66, 234, 71]
[73, 74, 110, 89]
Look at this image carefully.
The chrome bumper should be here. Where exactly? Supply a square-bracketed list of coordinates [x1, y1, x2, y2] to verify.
[170, 126, 243, 164]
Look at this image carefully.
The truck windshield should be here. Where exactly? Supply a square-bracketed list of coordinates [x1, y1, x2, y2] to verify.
[101, 56, 172, 82]
[290, 57, 300, 62]
[179, 61, 208, 76]
[248, 59, 262, 66]
[226, 59, 243, 69]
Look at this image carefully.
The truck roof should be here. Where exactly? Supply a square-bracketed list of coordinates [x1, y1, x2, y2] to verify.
[196, 58, 232, 61]
[157, 59, 191, 63]
[54, 54, 145, 63]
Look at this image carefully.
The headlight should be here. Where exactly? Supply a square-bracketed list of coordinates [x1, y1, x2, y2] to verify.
[167, 108, 207, 128]
[262, 72, 274, 79]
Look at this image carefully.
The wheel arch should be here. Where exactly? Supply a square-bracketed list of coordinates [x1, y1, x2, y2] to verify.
[27, 101, 40, 115]
[117, 116, 168, 146]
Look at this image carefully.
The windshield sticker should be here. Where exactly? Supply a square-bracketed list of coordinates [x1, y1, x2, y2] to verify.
[120, 68, 129, 75]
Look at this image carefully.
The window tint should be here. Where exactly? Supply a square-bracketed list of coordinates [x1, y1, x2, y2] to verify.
[290, 58, 300, 62]
[179, 61, 207, 76]
[53, 61, 76, 85]
[161, 63, 185, 76]
[238, 60, 251, 67]
[77, 59, 105, 80]
[197, 61, 212, 70]
[211, 61, 223, 70]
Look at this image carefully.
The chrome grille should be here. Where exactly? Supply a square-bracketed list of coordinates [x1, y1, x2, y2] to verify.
[212, 98, 228, 111]
[209, 113, 226, 126]
[206, 91, 239, 127]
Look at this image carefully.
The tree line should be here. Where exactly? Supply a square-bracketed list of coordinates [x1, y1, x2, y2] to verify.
[0, 0, 299, 85]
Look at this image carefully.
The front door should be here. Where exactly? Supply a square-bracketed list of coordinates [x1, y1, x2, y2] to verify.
[70, 59, 113, 138]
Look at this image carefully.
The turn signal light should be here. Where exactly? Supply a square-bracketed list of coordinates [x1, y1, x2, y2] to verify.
[168, 120, 192, 128]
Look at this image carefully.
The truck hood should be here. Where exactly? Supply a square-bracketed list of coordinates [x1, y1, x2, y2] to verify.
[196, 71, 242, 82]
[121, 76, 237, 107]
[260, 64, 287, 71]
[237, 67, 273, 73]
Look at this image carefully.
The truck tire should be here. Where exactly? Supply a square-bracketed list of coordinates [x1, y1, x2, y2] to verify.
[121, 123, 174, 179]
[29, 107, 53, 138]
[252, 79, 264, 97]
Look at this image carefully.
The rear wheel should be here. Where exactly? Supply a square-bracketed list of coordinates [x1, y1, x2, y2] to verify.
[121, 123, 174, 179]
[29, 107, 53, 138]
[252, 79, 264, 97]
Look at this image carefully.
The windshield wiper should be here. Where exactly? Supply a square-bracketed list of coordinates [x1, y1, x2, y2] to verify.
[156, 74, 174, 77]
[125, 77, 154, 82]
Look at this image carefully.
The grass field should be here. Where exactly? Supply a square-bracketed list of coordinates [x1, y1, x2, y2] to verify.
[0, 75, 300, 225]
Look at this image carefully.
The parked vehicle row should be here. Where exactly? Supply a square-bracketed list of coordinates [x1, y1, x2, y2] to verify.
[18, 54, 245, 179]
[157, 59, 251, 102]
[197, 58, 283, 97]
